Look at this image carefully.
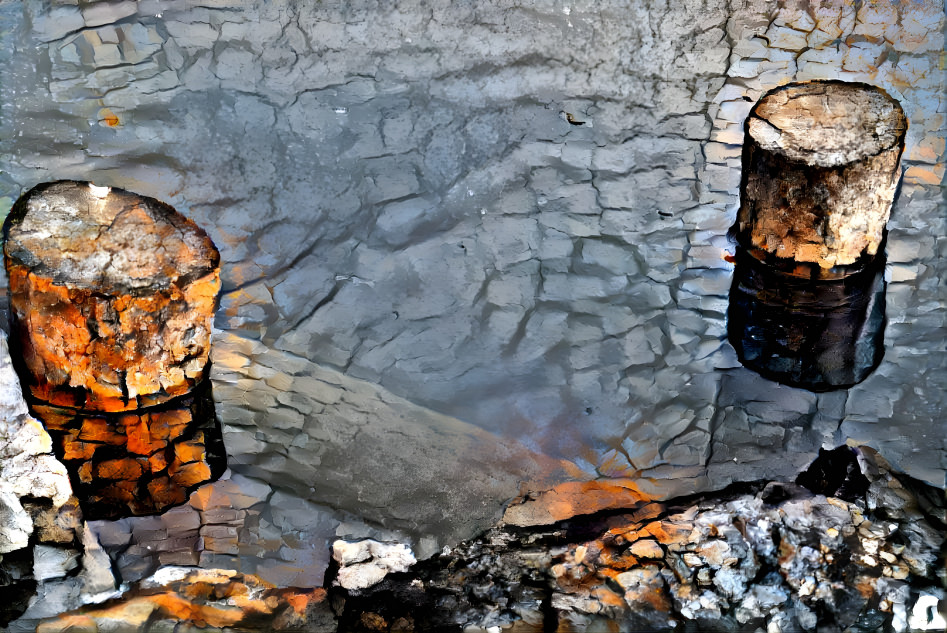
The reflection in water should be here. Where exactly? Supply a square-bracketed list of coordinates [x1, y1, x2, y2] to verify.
[728, 247, 887, 391]
[28, 380, 226, 520]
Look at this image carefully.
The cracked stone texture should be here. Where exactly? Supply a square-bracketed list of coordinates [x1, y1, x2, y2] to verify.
[0, 331, 72, 554]
[0, 0, 944, 627]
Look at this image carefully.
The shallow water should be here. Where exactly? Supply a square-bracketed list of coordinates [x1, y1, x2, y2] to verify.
[0, 0, 943, 626]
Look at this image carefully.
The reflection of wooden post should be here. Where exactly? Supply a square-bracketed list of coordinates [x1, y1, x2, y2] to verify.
[734, 80, 906, 269]
[31, 382, 226, 519]
[727, 249, 887, 390]
[3, 181, 220, 412]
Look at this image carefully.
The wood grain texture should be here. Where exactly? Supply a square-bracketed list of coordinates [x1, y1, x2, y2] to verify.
[735, 81, 906, 268]
[3, 181, 220, 411]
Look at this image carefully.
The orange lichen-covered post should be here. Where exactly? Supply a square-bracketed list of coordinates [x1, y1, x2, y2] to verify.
[3, 181, 221, 412]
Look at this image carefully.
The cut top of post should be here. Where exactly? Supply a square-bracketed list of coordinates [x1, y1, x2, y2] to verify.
[747, 80, 906, 168]
[3, 181, 219, 295]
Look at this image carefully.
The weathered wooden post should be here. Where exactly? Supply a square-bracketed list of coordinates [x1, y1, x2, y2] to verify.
[4, 181, 221, 411]
[3, 181, 226, 517]
[728, 81, 906, 390]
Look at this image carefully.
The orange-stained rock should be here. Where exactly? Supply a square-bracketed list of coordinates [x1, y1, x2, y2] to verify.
[502, 479, 654, 527]
[3, 180, 220, 412]
[35, 570, 333, 632]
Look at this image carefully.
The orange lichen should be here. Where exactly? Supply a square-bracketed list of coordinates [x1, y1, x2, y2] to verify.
[503, 480, 654, 527]
[99, 108, 121, 127]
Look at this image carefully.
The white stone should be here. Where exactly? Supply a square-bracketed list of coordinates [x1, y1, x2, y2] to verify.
[0, 332, 74, 557]
[332, 539, 417, 590]
[0, 486, 33, 553]
[332, 540, 373, 566]
[142, 566, 202, 588]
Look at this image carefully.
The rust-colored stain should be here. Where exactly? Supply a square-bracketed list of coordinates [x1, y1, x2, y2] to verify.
[503, 479, 655, 527]
[36, 573, 329, 632]
[100, 108, 121, 127]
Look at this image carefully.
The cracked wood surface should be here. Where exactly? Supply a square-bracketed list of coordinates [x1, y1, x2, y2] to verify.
[736, 80, 906, 268]
[3, 181, 220, 411]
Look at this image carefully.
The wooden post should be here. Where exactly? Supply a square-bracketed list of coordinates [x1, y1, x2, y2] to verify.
[734, 80, 906, 269]
[728, 81, 905, 390]
[3, 181, 221, 412]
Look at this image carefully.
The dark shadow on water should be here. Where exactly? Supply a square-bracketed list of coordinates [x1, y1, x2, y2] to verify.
[26, 379, 226, 520]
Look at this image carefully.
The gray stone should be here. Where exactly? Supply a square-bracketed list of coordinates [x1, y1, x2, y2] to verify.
[373, 197, 439, 248]
[32, 545, 80, 581]
[331, 446, 945, 631]
[82, 1, 138, 27]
